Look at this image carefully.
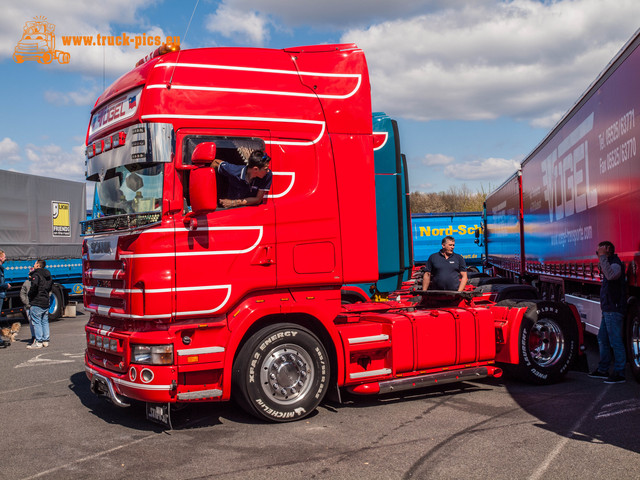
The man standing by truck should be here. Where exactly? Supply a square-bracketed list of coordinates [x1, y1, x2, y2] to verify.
[589, 241, 627, 384]
[26, 259, 52, 349]
[421, 236, 468, 292]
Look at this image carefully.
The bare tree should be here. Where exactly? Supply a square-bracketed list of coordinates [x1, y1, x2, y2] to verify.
[409, 184, 487, 213]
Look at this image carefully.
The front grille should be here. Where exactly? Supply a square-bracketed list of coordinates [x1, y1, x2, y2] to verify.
[82, 212, 161, 235]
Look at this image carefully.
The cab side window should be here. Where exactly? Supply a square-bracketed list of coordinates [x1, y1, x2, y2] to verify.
[181, 136, 265, 210]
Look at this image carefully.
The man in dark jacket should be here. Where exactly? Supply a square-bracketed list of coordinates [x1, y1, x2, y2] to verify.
[26, 259, 53, 349]
[589, 241, 627, 383]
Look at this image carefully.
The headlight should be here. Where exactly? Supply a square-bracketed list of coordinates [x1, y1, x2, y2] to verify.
[131, 344, 173, 365]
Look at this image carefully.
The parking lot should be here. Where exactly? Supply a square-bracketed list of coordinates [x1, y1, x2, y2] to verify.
[1, 303, 639, 480]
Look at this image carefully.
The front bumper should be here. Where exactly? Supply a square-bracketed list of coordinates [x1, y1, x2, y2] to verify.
[85, 355, 176, 405]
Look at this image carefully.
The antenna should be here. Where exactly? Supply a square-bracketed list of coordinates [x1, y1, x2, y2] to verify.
[169, 0, 200, 88]
[102, 45, 106, 91]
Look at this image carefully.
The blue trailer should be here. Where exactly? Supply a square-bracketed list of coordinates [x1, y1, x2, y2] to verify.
[0, 170, 85, 321]
[411, 212, 484, 271]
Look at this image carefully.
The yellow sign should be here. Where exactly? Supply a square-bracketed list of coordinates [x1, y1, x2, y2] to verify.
[419, 224, 483, 237]
[52, 201, 71, 237]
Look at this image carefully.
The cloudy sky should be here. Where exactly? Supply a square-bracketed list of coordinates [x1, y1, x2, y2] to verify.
[2, 0, 640, 197]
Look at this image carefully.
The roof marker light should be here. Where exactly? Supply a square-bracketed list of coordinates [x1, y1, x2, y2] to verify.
[135, 43, 180, 68]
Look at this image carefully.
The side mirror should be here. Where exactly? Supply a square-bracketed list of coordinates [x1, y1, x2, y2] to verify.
[185, 165, 218, 230]
[191, 142, 217, 165]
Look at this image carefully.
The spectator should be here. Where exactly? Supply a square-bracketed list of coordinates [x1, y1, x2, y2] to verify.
[26, 259, 53, 349]
[421, 236, 468, 292]
[589, 241, 627, 384]
[20, 277, 35, 345]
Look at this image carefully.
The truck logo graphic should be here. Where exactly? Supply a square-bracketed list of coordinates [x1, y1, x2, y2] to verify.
[13, 16, 70, 65]
[52, 201, 71, 237]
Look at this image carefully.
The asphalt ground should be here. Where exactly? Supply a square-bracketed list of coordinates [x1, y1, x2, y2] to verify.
[1, 303, 639, 480]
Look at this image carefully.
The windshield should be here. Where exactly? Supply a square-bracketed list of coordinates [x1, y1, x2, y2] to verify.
[94, 163, 163, 217]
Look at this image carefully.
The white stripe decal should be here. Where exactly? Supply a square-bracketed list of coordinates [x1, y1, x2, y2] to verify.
[349, 368, 392, 379]
[348, 334, 390, 345]
[146, 80, 361, 100]
[121, 226, 263, 259]
[140, 114, 326, 146]
[373, 132, 389, 151]
[104, 285, 232, 319]
[177, 346, 225, 356]
[265, 172, 295, 199]
[155, 61, 361, 81]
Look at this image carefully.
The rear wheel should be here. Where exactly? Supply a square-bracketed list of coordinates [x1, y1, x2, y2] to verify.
[232, 324, 329, 422]
[49, 285, 64, 321]
[625, 301, 640, 382]
[511, 301, 578, 384]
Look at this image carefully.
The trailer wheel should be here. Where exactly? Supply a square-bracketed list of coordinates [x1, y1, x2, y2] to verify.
[48, 285, 64, 321]
[232, 323, 329, 422]
[512, 301, 578, 384]
[625, 301, 640, 382]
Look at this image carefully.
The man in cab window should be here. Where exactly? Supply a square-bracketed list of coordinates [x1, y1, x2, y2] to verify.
[215, 150, 272, 208]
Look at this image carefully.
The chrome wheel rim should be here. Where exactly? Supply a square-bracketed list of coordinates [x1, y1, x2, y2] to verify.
[528, 319, 565, 367]
[259, 344, 314, 405]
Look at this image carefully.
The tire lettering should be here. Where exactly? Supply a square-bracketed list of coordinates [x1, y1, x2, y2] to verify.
[259, 330, 298, 351]
[255, 398, 297, 419]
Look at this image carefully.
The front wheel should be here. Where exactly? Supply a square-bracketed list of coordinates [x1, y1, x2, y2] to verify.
[511, 301, 578, 384]
[625, 301, 640, 382]
[232, 324, 329, 422]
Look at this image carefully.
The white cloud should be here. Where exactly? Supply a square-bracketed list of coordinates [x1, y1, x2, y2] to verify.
[530, 111, 564, 129]
[409, 181, 434, 193]
[0, 137, 22, 164]
[44, 82, 102, 106]
[205, 4, 270, 46]
[24, 143, 86, 183]
[220, 0, 478, 28]
[422, 153, 454, 166]
[444, 157, 519, 181]
[340, 0, 640, 126]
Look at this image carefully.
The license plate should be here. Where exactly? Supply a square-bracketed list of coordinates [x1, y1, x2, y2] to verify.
[146, 402, 172, 429]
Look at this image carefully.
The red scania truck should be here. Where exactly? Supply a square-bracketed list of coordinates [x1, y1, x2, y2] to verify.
[484, 29, 640, 382]
[82, 43, 583, 426]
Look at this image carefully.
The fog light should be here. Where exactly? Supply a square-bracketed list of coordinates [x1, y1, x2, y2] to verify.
[140, 368, 154, 383]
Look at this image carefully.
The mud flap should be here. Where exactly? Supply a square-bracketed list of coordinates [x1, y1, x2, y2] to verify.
[146, 403, 172, 429]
